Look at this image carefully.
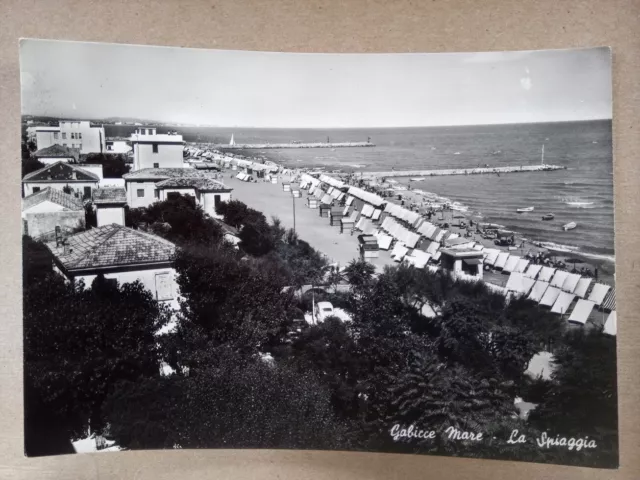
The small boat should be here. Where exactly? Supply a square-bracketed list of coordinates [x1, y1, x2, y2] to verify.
[563, 222, 577, 231]
[542, 213, 555, 221]
[516, 207, 534, 213]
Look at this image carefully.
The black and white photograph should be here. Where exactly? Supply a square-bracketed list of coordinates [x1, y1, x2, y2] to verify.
[20, 40, 617, 468]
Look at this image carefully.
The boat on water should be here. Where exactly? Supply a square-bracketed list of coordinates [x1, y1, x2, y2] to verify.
[542, 213, 555, 221]
[563, 221, 577, 231]
[516, 207, 535, 213]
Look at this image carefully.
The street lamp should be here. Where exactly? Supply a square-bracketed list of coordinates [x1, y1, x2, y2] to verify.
[291, 191, 296, 234]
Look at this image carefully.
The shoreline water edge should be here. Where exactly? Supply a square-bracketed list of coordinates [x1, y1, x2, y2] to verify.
[185, 142, 615, 291]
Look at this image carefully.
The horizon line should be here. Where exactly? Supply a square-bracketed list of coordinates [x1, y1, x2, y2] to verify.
[22, 115, 612, 130]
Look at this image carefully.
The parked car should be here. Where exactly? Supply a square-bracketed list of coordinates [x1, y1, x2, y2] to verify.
[314, 301, 335, 322]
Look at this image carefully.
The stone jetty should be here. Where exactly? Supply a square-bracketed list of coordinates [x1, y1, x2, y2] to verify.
[359, 164, 566, 178]
[205, 141, 375, 150]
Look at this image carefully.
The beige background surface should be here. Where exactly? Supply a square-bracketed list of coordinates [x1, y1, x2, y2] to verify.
[1, 0, 639, 478]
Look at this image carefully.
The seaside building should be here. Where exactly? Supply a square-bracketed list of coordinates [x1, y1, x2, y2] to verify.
[22, 187, 85, 239]
[129, 127, 184, 171]
[105, 139, 133, 154]
[122, 168, 232, 217]
[35, 121, 106, 154]
[22, 161, 101, 199]
[439, 248, 484, 280]
[32, 144, 81, 165]
[92, 188, 127, 227]
[46, 224, 179, 309]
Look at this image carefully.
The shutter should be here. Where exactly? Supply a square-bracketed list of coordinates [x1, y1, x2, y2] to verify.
[155, 272, 173, 300]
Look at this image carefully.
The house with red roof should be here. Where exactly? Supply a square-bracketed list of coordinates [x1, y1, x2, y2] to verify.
[22, 187, 85, 239]
[122, 168, 232, 217]
[47, 224, 179, 308]
[22, 161, 101, 199]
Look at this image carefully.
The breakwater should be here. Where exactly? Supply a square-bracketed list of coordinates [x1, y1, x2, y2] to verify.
[359, 164, 566, 178]
[203, 141, 375, 149]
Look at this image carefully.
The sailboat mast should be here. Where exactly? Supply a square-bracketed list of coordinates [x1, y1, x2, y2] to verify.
[541, 144, 545, 165]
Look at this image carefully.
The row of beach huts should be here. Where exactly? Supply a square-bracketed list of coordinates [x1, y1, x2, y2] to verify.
[280, 172, 616, 335]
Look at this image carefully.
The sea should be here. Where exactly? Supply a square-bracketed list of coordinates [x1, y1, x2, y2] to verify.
[106, 120, 614, 262]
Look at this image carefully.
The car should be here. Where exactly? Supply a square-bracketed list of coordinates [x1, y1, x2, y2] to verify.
[314, 301, 335, 322]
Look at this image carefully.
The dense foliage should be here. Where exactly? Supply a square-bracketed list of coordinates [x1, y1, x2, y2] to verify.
[23, 197, 618, 466]
[81, 153, 129, 178]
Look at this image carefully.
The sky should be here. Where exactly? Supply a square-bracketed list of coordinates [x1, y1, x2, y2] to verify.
[20, 40, 612, 128]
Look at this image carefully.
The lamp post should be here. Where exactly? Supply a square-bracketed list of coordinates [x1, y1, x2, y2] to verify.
[292, 192, 296, 234]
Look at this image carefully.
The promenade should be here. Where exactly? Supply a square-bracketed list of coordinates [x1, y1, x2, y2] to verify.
[225, 174, 393, 270]
[360, 164, 565, 178]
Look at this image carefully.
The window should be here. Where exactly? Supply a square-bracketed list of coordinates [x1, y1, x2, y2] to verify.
[154, 190, 159, 199]
[32, 187, 40, 193]
[153, 163, 159, 168]
[79, 133, 82, 139]
[53, 132, 59, 140]
[152, 143, 159, 153]
[70, 133, 75, 140]
[214, 194, 221, 207]
[83, 186, 91, 199]
[62, 133, 67, 139]
[137, 189, 145, 198]
[167, 192, 180, 200]
[155, 272, 173, 301]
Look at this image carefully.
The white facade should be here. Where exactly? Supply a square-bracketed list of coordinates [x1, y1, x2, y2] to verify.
[130, 128, 184, 171]
[126, 180, 159, 208]
[36, 121, 106, 154]
[96, 207, 125, 227]
[23, 181, 98, 198]
[55, 264, 180, 310]
[105, 140, 132, 154]
[77, 164, 104, 180]
[157, 188, 231, 218]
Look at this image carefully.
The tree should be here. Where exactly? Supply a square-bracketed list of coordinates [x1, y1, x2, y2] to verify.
[127, 194, 223, 247]
[380, 354, 516, 453]
[215, 199, 250, 229]
[104, 351, 350, 450]
[170, 245, 296, 368]
[343, 258, 376, 293]
[23, 272, 171, 440]
[528, 328, 618, 467]
[84, 202, 97, 229]
[81, 153, 129, 178]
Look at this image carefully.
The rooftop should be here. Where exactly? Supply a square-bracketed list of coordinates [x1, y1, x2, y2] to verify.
[440, 248, 484, 258]
[23, 161, 100, 182]
[47, 224, 176, 272]
[33, 144, 80, 161]
[22, 187, 84, 211]
[92, 188, 127, 205]
[155, 177, 230, 191]
[123, 168, 223, 181]
[129, 133, 184, 143]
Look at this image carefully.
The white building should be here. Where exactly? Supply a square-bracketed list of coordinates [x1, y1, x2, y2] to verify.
[22, 161, 101, 199]
[105, 139, 132, 154]
[123, 168, 232, 217]
[47, 224, 179, 309]
[92, 188, 127, 227]
[35, 121, 106, 154]
[22, 187, 85, 239]
[129, 127, 184, 171]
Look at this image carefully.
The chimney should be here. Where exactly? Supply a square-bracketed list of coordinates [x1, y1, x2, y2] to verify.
[72, 171, 77, 180]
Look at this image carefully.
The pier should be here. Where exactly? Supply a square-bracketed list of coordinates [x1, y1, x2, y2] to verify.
[202, 141, 375, 150]
[359, 164, 566, 178]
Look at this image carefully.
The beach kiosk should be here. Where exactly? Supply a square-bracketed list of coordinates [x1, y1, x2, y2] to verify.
[291, 187, 301, 198]
[282, 182, 291, 192]
[358, 234, 379, 260]
[307, 196, 319, 209]
[319, 203, 332, 218]
[440, 248, 484, 280]
[329, 207, 345, 226]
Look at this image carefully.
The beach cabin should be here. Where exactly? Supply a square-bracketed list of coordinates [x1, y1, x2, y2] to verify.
[329, 207, 344, 226]
[440, 248, 484, 280]
[282, 183, 291, 192]
[358, 234, 379, 260]
[319, 203, 332, 218]
[307, 196, 319, 209]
